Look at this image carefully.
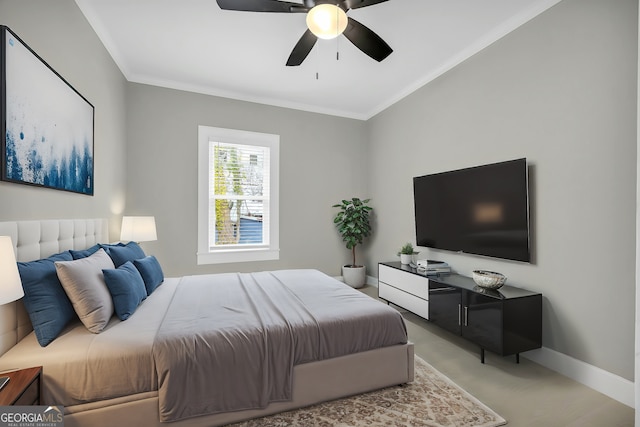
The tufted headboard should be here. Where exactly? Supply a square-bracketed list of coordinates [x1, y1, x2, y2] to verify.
[0, 219, 109, 357]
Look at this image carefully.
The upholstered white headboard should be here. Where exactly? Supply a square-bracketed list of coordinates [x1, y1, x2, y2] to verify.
[0, 219, 109, 356]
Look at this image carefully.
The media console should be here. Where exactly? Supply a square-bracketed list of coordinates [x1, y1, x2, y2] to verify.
[378, 261, 542, 363]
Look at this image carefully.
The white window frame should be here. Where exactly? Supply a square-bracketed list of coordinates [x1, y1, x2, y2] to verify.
[197, 125, 280, 264]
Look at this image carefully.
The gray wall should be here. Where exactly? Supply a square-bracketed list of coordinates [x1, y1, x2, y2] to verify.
[0, 0, 128, 240]
[0, 0, 636, 384]
[365, 0, 637, 380]
[125, 83, 368, 277]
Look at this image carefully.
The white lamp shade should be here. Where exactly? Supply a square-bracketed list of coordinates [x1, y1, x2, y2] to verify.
[0, 236, 24, 305]
[121, 216, 158, 242]
[306, 4, 348, 40]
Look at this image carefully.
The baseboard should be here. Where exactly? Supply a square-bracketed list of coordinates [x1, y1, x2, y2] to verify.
[366, 275, 378, 287]
[523, 347, 634, 408]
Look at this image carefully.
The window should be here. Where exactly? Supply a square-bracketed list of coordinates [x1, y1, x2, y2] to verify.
[197, 126, 279, 264]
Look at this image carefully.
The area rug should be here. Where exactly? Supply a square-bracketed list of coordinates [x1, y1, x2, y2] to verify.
[230, 356, 507, 427]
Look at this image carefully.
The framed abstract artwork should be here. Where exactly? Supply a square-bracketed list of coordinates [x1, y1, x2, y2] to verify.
[1, 25, 94, 195]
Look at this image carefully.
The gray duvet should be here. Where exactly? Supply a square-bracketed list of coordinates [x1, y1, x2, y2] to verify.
[153, 269, 408, 422]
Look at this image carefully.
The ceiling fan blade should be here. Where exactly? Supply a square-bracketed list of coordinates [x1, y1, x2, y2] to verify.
[343, 17, 392, 62]
[286, 29, 318, 66]
[343, 0, 388, 10]
[216, 0, 307, 13]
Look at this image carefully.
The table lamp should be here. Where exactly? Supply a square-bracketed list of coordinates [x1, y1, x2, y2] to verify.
[0, 236, 24, 391]
[120, 216, 157, 243]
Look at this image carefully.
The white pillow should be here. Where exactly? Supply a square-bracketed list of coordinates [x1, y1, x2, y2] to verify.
[55, 248, 115, 333]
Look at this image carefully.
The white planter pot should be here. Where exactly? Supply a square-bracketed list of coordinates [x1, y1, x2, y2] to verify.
[342, 265, 366, 289]
[400, 254, 412, 265]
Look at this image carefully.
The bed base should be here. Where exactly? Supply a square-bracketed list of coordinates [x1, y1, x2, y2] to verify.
[65, 342, 414, 427]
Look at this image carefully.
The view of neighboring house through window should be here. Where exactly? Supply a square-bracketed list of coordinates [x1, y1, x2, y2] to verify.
[212, 142, 266, 246]
[197, 126, 279, 264]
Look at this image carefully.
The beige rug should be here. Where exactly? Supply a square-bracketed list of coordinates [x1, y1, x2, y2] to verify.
[230, 356, 507, 427]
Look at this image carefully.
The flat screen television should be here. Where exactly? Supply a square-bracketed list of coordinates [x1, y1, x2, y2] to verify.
[413, 158, 530, 263]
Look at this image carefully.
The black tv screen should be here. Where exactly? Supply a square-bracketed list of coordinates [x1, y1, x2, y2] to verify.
[413, 158, 530, 262]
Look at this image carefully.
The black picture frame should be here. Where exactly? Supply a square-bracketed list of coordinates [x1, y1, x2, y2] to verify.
[1, 25, 95, 195]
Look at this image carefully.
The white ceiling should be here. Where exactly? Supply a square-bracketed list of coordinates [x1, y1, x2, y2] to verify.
[75, 0, 561, 120]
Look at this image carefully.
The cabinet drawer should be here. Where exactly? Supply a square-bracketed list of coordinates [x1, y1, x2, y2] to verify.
[379, 282, 429, 319]
[379, 265, 429, 300]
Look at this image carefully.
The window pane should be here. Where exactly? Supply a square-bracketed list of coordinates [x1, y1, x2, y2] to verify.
[210, 139, 268, 248]
[212, 142, 266, 197]
[212, 198, 265, 246]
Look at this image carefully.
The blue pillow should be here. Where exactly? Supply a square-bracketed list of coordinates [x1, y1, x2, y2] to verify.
[102, 261, 147, 320]
[18, 251, 76, 346]
[133, 256, 164, 294]
[105, 242, 146, 267]
[71, 243, 125, 260]
[70, 244, 100, 260]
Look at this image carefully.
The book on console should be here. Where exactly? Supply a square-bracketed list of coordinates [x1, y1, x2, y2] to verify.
[414, 259, 451, 275]
[416, 259, 449, 268]
[425, 267, 451, 275]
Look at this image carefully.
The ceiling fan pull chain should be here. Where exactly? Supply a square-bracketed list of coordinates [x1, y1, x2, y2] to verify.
[336, 5, 340, 61]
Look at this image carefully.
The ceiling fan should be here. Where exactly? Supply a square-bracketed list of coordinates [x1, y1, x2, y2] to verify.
[216, 0, 392, 66]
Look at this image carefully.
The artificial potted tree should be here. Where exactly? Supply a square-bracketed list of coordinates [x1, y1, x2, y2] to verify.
[332, 197, 373, 288]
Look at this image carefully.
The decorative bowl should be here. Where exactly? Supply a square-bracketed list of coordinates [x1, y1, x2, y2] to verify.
[472, 270, 507, 289]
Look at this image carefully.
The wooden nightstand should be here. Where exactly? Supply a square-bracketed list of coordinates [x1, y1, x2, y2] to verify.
[0, 366, 42, 405]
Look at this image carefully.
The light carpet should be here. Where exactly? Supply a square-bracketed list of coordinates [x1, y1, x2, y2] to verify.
[230, 356, 507, 427]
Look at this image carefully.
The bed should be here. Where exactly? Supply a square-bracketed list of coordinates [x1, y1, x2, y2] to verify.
[0, 219, 414, 427]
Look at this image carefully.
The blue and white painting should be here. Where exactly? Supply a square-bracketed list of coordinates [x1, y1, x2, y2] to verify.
[2, 27, 94, 195]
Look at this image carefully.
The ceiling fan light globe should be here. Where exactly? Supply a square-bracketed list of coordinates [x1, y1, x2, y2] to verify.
[306, 4, 348, 40]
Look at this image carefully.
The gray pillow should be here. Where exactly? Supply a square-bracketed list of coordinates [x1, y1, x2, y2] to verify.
[55, 248, 115, 333]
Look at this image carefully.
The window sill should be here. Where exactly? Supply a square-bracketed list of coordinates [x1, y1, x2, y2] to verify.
[197, 248, 280, 265]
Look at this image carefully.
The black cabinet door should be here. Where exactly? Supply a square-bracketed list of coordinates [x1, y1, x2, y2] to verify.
[428, 282, 462, 335]
[462, 291, 502, 354]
